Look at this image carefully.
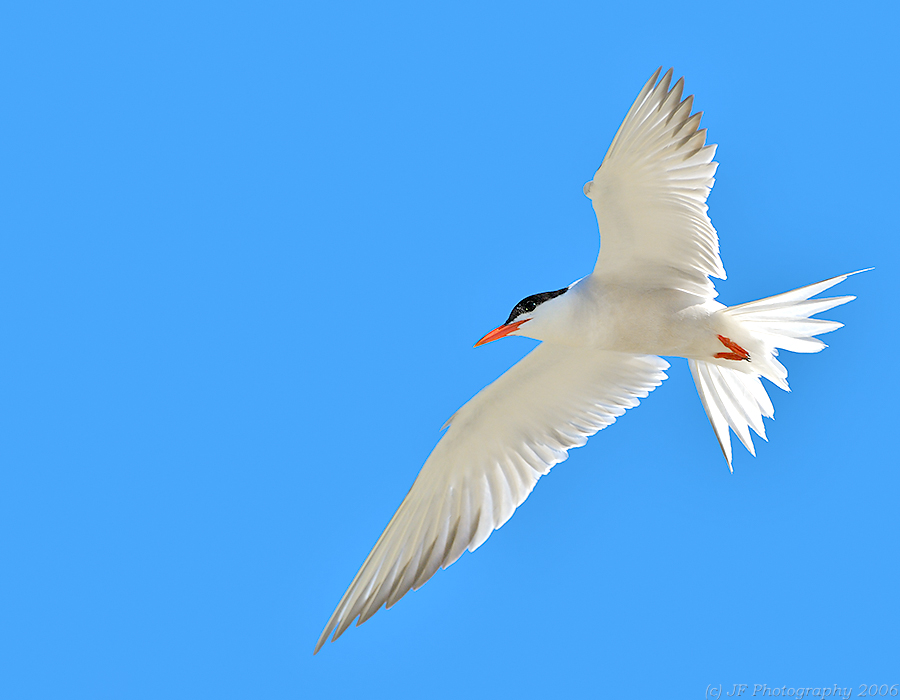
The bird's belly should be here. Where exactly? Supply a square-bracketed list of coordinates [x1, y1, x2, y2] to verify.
[576, 287, 719, 358]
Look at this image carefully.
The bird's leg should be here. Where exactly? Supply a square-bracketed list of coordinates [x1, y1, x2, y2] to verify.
[714, 334, 751, 361]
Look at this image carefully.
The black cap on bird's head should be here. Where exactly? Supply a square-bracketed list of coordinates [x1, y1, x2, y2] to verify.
[474, 287, 569, 347]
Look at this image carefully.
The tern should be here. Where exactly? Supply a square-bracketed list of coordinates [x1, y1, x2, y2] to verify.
[315, 68, 862, 653]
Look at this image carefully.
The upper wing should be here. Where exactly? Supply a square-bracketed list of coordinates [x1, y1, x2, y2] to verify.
[315, 345, 669, 653]
[584, 68, 725, 299]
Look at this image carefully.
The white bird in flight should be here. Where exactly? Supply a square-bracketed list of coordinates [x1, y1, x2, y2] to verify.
[315, 68, 862, 654]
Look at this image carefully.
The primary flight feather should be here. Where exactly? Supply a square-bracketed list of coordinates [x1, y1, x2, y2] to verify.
[314, 68, 861, 653]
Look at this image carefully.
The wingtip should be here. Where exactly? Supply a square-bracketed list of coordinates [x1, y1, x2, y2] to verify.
[314, 617, 344, 655]
[639, 67, 664, 96]
[313, 624, 335, 655]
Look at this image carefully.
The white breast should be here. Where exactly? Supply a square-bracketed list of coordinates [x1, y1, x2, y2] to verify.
[534, 277, 718, 357]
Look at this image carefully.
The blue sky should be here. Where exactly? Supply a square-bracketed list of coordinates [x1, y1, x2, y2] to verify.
[3, 1, 898, 698]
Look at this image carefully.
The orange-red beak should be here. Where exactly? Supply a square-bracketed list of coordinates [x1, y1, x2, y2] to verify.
[474, 319, 530, 347]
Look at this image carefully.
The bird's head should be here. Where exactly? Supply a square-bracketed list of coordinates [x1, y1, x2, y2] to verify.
[474, 286, 570, 346]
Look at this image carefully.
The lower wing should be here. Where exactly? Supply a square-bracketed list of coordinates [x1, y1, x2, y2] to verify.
[315, 345, 669, 653]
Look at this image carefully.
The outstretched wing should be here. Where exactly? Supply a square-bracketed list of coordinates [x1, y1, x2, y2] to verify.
[315, 345, 668, 653]
[584, 68, 724, 299]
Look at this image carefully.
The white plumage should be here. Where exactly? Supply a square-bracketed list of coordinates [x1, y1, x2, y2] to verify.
[314, 68, 861, 654]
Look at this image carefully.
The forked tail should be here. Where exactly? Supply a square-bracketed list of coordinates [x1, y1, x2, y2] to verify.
[689, 271, 866, 470]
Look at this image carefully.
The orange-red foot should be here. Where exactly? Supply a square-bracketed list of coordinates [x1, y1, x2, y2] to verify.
[714, 334, 751, 361]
